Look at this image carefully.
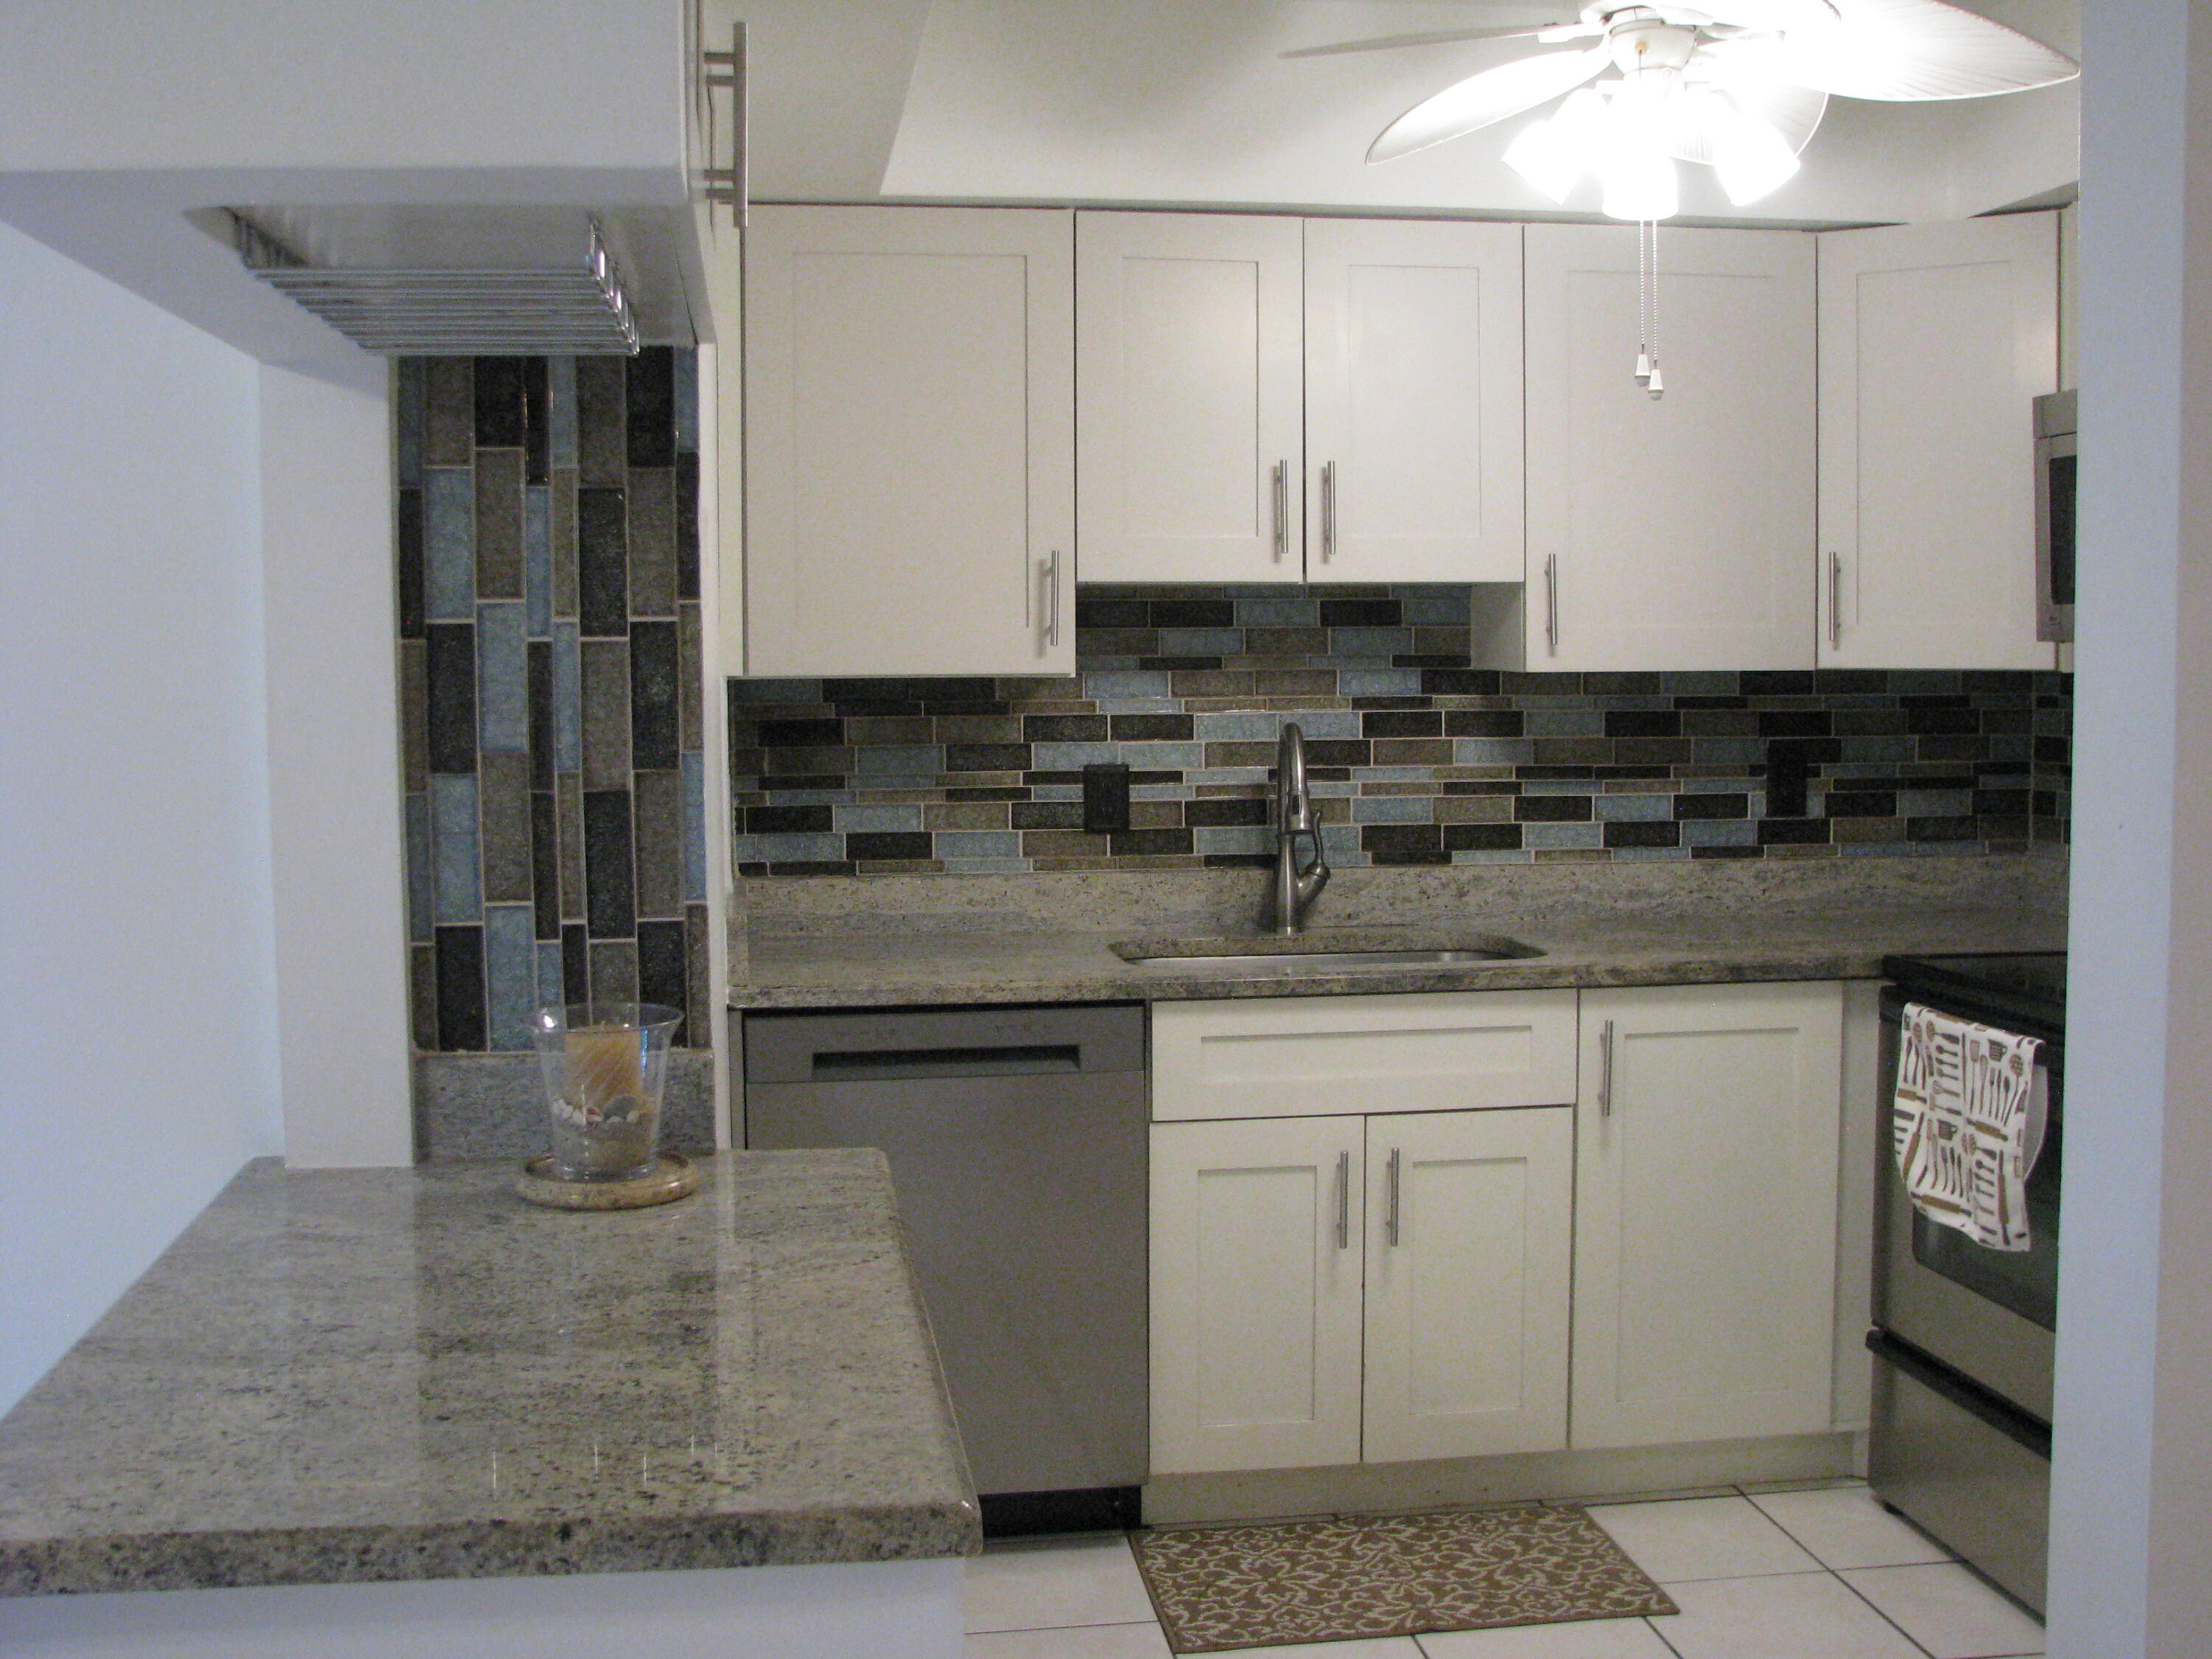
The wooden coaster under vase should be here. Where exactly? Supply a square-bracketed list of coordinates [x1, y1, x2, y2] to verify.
[515, 1150, 698, 1211]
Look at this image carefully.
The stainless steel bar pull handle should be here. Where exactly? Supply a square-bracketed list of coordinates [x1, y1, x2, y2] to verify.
[1037, 550, 1062, 650]
[1385, 1148, 1402, 1247]
[1545, 554, 1560, 655]
[1271, 461, 1288, 562]
[1828, 550, 1843, 650]
[700, 22, 748, 228]
[1334, 1151, 1351, 1251]
[1599, 1018, 1616, 1118]
[1321, 460, 1338, 563]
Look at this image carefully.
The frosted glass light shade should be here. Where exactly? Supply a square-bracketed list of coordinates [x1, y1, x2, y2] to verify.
[1712, 107, 1801, 204]
[1600, 147, 1678, 221]
[1504, 88, 1610, 204]
[1504, 118, 1579, 202]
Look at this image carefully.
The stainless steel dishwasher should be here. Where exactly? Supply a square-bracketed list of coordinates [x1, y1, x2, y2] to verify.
[743, 1003, 1147, 1536]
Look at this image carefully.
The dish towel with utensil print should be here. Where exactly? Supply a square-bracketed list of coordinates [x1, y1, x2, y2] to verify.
[1893, 1003, 2046, 1252]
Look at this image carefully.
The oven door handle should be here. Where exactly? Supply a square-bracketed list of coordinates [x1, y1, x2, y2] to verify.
[1865, 1329, 2053, 1459]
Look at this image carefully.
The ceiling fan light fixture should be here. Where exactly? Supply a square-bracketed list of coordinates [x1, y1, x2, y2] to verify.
[1504, 86, 1610, 204]
[1711, 105, 1801, 204]
[1599, 77, 1682, 221]
[1599, 145, 1679, 222]
[1503, 117, 1579, 203]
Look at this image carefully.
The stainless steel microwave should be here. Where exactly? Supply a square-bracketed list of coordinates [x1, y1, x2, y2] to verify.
[2036, 389, 2076, 643]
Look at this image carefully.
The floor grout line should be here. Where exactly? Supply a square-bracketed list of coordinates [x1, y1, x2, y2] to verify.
[1824, 1559, 1946, 1659]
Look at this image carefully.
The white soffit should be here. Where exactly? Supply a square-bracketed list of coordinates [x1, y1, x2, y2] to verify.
[865, 0, 2077, 224]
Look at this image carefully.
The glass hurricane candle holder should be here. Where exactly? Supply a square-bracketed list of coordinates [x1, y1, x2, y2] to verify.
[529, 1002, 684, 1181]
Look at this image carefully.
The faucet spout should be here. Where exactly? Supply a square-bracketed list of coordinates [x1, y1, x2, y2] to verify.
[1273, 723, 1331, 935]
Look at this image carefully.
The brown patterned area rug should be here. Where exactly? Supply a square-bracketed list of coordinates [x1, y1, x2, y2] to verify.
[1130, 1506, 1677, 1654]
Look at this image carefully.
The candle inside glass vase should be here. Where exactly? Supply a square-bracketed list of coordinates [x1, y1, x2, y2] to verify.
[532, 1004, 684, 1180]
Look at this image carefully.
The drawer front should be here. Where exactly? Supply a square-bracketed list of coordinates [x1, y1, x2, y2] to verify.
[1150, 991, 1579, 1121]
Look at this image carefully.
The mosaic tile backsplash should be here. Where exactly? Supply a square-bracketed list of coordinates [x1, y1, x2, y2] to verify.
[730, 587, 2073, 876]
[396, 349, 709, 1054]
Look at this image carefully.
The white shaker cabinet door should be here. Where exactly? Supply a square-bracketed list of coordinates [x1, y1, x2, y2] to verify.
[1818, 213, 2058, 669]
[1362, 1107, 1573, 1463]
[742, 206, 1074, 677]
[1524, 224, 1816, 670]
[1304, 219, 1526, 583]
[1151, 1116, 1366, 1474]
[1572, 982, 1845, 1449]
[1077, 212, 1306, 583]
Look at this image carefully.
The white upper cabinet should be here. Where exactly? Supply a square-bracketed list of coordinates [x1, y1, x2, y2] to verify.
[1079, 213, 1525, 584]
[742, 206, 1075, 678]
[1303, 220, 1526, 583]
[1818, 213, 2059, 669]
[1078, 212, 1307, 584]
[1522, 224, 1816, 671]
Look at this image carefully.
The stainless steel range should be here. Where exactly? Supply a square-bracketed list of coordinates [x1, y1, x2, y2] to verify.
[1870, 951, 2064, 1615]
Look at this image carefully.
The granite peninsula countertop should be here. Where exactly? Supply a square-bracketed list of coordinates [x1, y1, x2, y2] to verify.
[0, 1151, 979, 1597]
[729, 861, 2066, 1010]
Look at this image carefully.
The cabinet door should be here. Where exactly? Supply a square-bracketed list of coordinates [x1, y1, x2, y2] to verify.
[1151, 991, 1579, 1122]
[1525, 225, 1815, 670]
[1363, 1108, 1573, 1462]
[1573, 983, 1844, 1449]
[743, 206, 1074, 676]
[1818, 214, 2058, 669]
[1077, 212, 1305, 583]
[1151, 1116, 1366, 1473]
[1304, 220, 1525, 583]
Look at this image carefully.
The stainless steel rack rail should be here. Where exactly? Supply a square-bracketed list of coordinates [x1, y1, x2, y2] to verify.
[232, 212, 639, 356]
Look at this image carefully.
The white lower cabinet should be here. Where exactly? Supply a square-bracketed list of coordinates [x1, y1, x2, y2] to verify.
[1150, 1114, 1367, 1474]
[1571, 982, 1846, 1449]
[1150, 1107, 1573, 1475]
[1148, 982, 1852, 1478]
[1363, 1107, 1575, 1464]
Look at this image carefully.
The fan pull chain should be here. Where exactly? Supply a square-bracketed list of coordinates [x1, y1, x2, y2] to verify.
[1635, 220, 1665, 400]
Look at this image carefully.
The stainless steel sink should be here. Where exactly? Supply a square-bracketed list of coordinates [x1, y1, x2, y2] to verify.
[1111, 933, 1542, 970]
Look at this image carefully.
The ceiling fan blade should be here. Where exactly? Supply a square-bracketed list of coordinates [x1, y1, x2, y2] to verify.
[1733, 78, 1829, 152]
[1685, 49, 1832, 155]
[1283, 25, 1571, 60]
[1367, 45, 1611, 163]
[1777, 0, 2078, 101]
[1691, 0, 1840, 29]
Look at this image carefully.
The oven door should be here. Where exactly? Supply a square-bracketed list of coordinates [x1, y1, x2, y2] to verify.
[1874, 995, 2060, 1420]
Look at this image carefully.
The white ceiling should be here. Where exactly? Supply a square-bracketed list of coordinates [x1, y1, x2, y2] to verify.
[729, 0, 2080, 226]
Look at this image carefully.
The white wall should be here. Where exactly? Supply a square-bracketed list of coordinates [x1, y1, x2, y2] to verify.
[0, 0, 685, 176]
[0, 223, 282, 1413]
[2049, 3, 2212, 1653]
[259, 361, 414, 1169]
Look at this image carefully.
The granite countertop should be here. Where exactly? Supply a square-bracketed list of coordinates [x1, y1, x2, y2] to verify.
[0, 1151, 979, 1597]
[730, 862, 2067, 1011]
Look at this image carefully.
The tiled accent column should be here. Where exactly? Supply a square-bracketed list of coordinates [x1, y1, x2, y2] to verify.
[396, 350, 709, 1054]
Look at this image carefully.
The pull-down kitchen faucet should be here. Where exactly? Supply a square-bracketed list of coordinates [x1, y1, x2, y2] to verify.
[1273, 723, 1331, 934]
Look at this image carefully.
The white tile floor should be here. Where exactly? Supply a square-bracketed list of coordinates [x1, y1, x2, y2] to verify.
[961, 1481, 2044, 1659]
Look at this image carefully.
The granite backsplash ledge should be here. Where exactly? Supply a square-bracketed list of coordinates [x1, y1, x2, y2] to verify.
[735, 847, 2068, 949]
[728, 585, 2073, 877]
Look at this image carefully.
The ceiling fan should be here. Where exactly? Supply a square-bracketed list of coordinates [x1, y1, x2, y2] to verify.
[1293, 1, 2079, 220]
